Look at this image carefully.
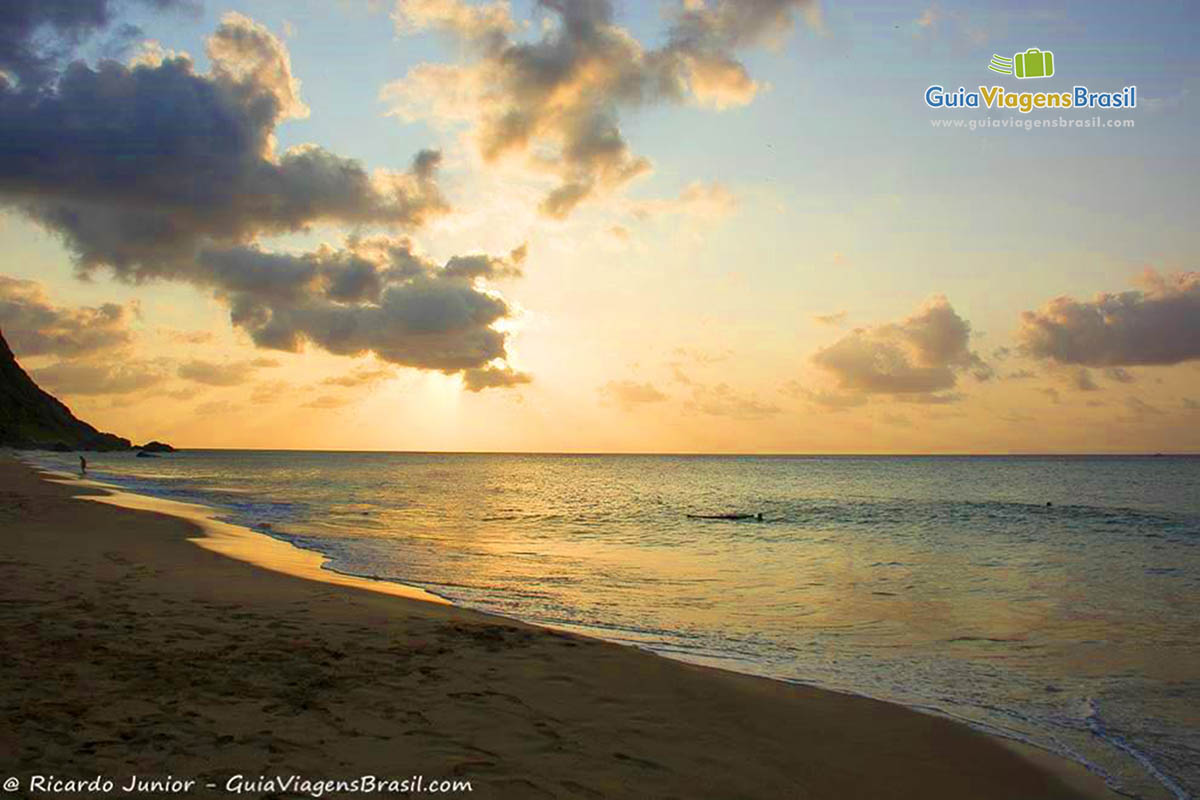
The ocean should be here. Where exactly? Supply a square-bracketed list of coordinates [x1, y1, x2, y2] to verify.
[26, 450, 1200, 799]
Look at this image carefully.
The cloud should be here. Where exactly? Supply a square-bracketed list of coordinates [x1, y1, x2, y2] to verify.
[385, 0, 814, 217]
[631, 181, 736, 221]
[462, 364, 532, 392]
[321, 366, 396, 388]
[812, 296, 990, 400]
[249, 379, 290, 404]
[0, 10, 527, 389]
[1068, 367, 1099, 392]
[1017, 270, 1200, 367]
[392, 0, 517, 49]
[0, 0, 197, 91]
[194, 399, 240, 416]
[1, 13, 447, 279]
[1104, 367, 1136, 384]
[672, 346, 732, 364]
[911, 3, 987, 47]
[800, 388, 868, 410]
[893, 392, 964, 405]
[600, 379, 667, 409]
[1124, 396, 1162, 418]
[32, 360, 166, 395]
[201, 237, 523, 375]
[1141, 88, 1189, 114]
[0, 276, 134, 357]
[177, 359, 269, 386]
[441, 244, 526, 281]
[302, 394, 351, 409]
[686, 382, 780, 420]
[165, 386, 203, 401]
[813, 311, 847, 326]
[163, 329, 216, 345]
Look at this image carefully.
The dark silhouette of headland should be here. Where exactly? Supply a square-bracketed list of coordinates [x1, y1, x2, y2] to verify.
[0, 329, 169, 453]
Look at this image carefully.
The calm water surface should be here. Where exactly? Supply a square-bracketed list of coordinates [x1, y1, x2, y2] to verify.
[29, 451, 1200, 800]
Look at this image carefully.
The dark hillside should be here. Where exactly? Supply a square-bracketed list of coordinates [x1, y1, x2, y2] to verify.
[0, 329, 132, 451]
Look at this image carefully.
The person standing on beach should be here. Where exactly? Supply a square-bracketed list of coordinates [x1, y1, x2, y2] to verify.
[79, 455, 86, 474]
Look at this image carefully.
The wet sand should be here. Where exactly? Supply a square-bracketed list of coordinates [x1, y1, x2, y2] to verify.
[0, 456, 1117, 798]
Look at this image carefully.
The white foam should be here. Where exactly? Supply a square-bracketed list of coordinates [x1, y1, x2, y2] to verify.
[1086, 699, 1192, 800]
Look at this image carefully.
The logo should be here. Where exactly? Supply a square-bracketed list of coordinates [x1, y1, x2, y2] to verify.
[989, 48, 1055, 79]
[924, 47, 1136, 114]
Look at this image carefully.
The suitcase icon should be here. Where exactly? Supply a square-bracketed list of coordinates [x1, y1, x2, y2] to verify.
[1014, 48, 1054, 79]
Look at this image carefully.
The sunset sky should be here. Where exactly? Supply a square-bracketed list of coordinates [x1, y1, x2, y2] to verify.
[1, 0, 1197, 453]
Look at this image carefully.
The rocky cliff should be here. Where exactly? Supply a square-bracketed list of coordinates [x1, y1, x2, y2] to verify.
[0, 329, 134, 451]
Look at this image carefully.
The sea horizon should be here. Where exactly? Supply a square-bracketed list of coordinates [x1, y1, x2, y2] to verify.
[114, 447, 1200, 457]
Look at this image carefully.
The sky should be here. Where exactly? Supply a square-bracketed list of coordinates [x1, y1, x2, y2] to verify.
[0, 0, 1197, 453]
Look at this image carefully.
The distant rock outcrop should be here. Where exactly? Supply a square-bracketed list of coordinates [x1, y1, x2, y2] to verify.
[0, 328, 155, 452]
[138, 440, 175, 453]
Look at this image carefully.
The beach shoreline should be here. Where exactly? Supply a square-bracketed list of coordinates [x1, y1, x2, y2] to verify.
[0, 455, 1119, 799]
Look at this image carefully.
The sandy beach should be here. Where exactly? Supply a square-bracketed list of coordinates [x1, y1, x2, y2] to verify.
[0, 455, 1117, 799]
